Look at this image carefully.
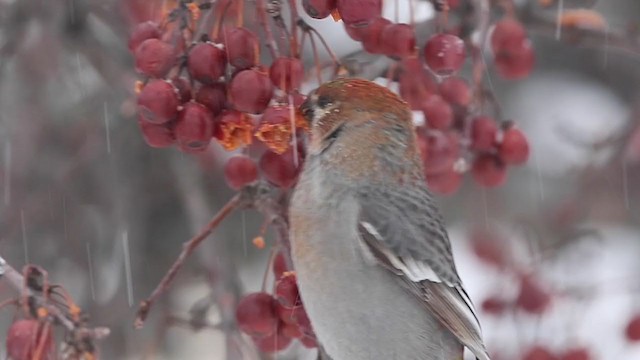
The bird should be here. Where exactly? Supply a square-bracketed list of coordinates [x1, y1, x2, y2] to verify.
[289, 78, 490, 360]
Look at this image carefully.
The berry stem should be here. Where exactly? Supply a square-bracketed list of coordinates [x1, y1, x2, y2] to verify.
[287, 0, 300, 58]
[256, 0, 280, 59]
[309, 32, 323, 85]
[236, 0, 244, 27]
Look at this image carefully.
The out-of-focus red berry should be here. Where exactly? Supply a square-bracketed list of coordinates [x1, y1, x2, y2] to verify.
[625, 314, 640, 342]
[481, 297, 509, 315]
[138, 118, 175, 148]
[236, 293, 279, 336]
[174, 102, 214, 152]
[224, 155, 258, 189]
[559, 348, 591, 360]
[195, 83, 227, 116]
[494, 40, 535, 80]
[360, 18, 392, 54]
[379, 23, 416, 58]
[275, 272, 301, 308]
[303, 0, 337, 19]
[252, 324, 292, 353]
[499, 127, 530, 165]
[269, 57, 304, 92]
[422, 95, 454, 130]
[423, 34, 466, 76]
[134, 38, 176, 78]
[471, 154, 507, 187]
[522, 345, 557, 360]
[171, 77, 192, 103]
[281, 322, 303, 338]
[128, 21, 161, 52]
[273, 251, 289, 279]
[471, 116, 498, 151]
[399, 58, 438, 110]
[229, 68, 274, 114]
[470, 228, 507, 268]
[259, 148, 303, 188]
[337, 0, 382, 26]
[6, 319, 54, 360]
[516, 274, 552, 314]
[223, 27, 260, 70]
[425, 169, 462, 195]
[187, 42, 227, 84]
[419, 131, 460, 175]
[137, 79, 180, 124]
[439, 76, 471, 106]
[491, 18, 527, 52]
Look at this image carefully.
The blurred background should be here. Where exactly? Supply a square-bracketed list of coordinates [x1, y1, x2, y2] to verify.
[0, 0, 639, 359]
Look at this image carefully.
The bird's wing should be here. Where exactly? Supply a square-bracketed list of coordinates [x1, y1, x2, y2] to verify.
[356, 183, 490, 360]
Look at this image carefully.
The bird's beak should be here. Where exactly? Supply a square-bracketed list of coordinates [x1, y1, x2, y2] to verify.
[299, 95, 315, 127]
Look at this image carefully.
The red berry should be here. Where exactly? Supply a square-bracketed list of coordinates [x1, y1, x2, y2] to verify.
[134, 38, 175, 78]
[439, 76, 471, 106]
[522, 346, 557, 360]
[259, 148, 302, 188]
[303, 0, 337, 19]
[174, 102, 214, 152]
[187, 42, 227, 84]
[491, 18, 527, 52]
[269, 57, 304, 92]
[425, 169, 461, 195]
[236, 293, 279, 336]
[224, 155, 258, 189]
[277, 303, 311, 330]
[337, 0, 382, 26]
[195, 83, 227, 115]
[423, 34, 466, 76]
[494, 39, 535, 80]
[470, 228, 507, 268]
[471, 116, 498, 151]
[499, 127, 530, 165]
[273, 251, 289, 279]
[559, 348, 591, 360]
[626, 314, 640, 342]
[275, 273, 301, 308]
[6, 319, 54, 360]
[281, 322, 303, 338]
[252, 324, 292, 353]
[399, 58, 438, 110]
[419, 131, 460, 175]
[360, 18, 392, 54]
[481, 297, 508, 315]
[380, 23, 416, 58]
[129, 21, 161, 52]
[223, 27, 260, 70]
[138, 118, 175, 148]
[229, 68, 274, 114]
[516, 274, 552, 314]
[471, 154, 507, 187]
[214, 109, 254, 150]
[137, 79, 180, 124]
[422, 95, 453, 130]
[171, 77, 192, 103]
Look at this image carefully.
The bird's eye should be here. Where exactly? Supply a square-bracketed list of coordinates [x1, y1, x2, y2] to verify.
[317, 95, 332, 108]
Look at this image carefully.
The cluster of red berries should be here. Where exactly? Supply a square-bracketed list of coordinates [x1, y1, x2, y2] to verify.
[235, 252, 317, 353]
[5, 319, 54, 360]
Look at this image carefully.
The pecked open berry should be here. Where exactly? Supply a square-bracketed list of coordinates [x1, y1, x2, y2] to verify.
[137, 79, 180, 124]
[379, 23, 416, 58]
[422, 95, 453, 130]
[187, 42, 227, 84]
[255, 105, 307, 154]
[275, 272, 301, 308]
[174, 102, 214, 152]
[252, 324, 292, 353]
[423, 34, 466, 76]
[259, 148, 303, 188]
[214, 110, 254, 150]
[6, 319, 54, 360]
[471, 116, 498, 151]
[223, 27, 260, 70]
[224, 155, 258, 190]
[269, 57, 304, 93]
[439, 76, 471, 106]
[499, 127, 530, 165]
[236, 292, 279, 336]
[425, 169, 462, 195]
[337, 0, 382, 26]
[195, 83, 227, 116]
[129, 21, 161, 52]
[229, 68, 274, 114]
[134, 38, 176, 78]
[138, 118, 175, 148]
[303, 0, 337, 19]
[472, 154, 507, 187]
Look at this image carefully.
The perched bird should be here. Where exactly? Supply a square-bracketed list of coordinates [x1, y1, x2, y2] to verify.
[290, 78, 490, 360]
